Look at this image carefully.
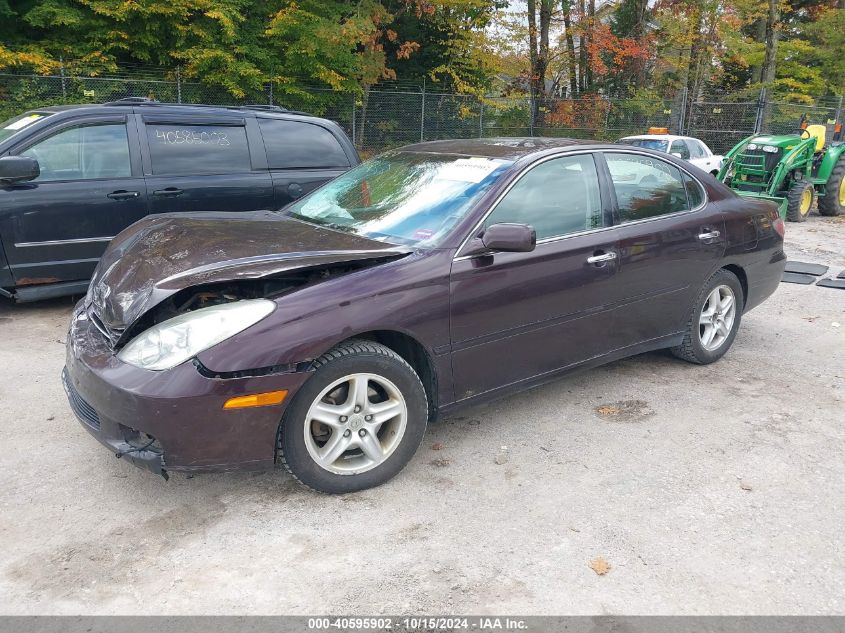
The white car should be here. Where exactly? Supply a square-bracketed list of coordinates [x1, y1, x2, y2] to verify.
[617, 133, 724, 175]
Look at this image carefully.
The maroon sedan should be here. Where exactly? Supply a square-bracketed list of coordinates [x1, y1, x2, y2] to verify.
[63, 138, 785, 493]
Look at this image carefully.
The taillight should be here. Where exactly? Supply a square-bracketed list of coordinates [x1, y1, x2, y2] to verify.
[773, 217, 785, 238]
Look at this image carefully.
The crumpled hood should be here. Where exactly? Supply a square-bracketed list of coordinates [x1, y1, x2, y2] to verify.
[88, 211, 410, 331]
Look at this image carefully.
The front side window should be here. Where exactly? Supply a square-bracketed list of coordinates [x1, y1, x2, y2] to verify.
[20, 124, 130, 182]
[605, 152, 690, 222]
[146, 124, 251, 175]
[286, 151, 512, 246]
[484, 154, 603, 240]
[258, 119, 350, 169]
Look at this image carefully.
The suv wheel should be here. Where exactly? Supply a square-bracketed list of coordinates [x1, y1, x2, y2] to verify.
[671, 269, 744, 365]
[277, 339, 428, 493]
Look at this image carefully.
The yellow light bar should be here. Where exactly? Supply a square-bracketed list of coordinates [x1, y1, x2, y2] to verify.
[223, 390, 288, 409]
[648, 127, 668, 135]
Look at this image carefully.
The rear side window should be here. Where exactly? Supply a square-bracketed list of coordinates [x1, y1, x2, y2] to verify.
[21, 124, 130, 181]
[687, 139, 705, 158]
[146, 124, 251, 175]
[605, 152, 690, 222]
[258, 119, 350, 169]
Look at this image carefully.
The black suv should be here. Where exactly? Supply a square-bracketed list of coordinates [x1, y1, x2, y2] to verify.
[0, 98, 359, 301]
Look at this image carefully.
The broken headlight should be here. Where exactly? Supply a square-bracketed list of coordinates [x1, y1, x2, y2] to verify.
[117, 299, 275, 371]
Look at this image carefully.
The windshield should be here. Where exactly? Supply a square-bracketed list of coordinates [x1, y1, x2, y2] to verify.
[285, 151, 512, 246]
[0, 112, 48, 143]
[618, 138, 669, 152]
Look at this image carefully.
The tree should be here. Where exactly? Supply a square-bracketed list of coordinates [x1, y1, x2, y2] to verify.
[526, 0, 553, 123]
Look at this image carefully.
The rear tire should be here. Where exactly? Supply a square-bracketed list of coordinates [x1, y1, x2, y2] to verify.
[818, 157, 845, 217]
[786, 181, 815, 222]
[277, 339, 428, 494]
[671, 269, 744, 365]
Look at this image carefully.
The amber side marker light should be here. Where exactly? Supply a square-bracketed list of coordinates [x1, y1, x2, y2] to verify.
[223, 390, 288, 409]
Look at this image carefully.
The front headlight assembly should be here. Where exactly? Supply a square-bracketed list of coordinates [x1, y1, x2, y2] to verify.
[117, 299, 276, 371]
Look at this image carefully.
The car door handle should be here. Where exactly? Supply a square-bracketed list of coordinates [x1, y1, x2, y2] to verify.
[107, 190, 140, 200]
[698, 230, 721, 241]
[153, 187, 183, 197]
[586, 251, 617, 265]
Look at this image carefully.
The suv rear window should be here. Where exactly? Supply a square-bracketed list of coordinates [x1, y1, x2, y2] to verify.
[258, 119, 350, 169]
[146, 124, 252, 175]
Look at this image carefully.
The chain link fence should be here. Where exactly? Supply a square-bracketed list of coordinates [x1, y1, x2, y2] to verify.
[1, 71, 843, 155]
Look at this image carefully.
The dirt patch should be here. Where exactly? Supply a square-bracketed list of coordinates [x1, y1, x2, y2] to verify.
[5, 497, 228, 601]
[594, 399, 655, 422]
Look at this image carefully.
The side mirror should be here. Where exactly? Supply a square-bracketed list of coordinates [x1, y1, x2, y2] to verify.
[463, 223, 536, 256]
[670, 152, 683, 159]
[0, 156, 39, 185]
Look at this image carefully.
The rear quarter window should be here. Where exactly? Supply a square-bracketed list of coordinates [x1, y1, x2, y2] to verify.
[258, 119, 350, 169]
[683, 173, 705, 207]
[146, 124, 252, 175]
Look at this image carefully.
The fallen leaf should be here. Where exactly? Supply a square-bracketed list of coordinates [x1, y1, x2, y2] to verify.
[589, 557, 611, 575]
[594, 400, 654, 422]
[595, 405, 621, 416]
[431, 442, 444, 451]
[430, 457, 450, 468]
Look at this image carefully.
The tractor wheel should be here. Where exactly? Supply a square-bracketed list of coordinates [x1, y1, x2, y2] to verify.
[818, 157, 845, 217]
[786, 181, 815, 222]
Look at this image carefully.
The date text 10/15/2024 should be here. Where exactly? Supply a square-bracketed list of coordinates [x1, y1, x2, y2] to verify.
[307, 617, 529, 631]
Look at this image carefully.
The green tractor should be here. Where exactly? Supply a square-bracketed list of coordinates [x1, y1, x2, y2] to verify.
[718, 117, 845, 221]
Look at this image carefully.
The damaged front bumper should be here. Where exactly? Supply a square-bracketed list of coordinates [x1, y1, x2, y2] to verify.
[63, 300, 312, 476]
[62, 366, 167, 476]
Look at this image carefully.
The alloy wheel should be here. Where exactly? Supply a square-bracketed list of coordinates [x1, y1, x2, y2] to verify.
[698, 284, 736, 351]
[303, 373, 408, 475]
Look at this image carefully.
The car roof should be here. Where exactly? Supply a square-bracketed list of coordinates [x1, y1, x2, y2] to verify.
[396, 137, 599, 160]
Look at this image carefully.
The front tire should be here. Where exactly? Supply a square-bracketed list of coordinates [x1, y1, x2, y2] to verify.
[278, 339, 428, 494]
[671, 269, 744, 365]
[818, 156, 845, 217]
[786, 181, 815, 222]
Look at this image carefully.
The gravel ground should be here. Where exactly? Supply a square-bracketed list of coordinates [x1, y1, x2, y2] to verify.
[0, 215, 843, 615]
